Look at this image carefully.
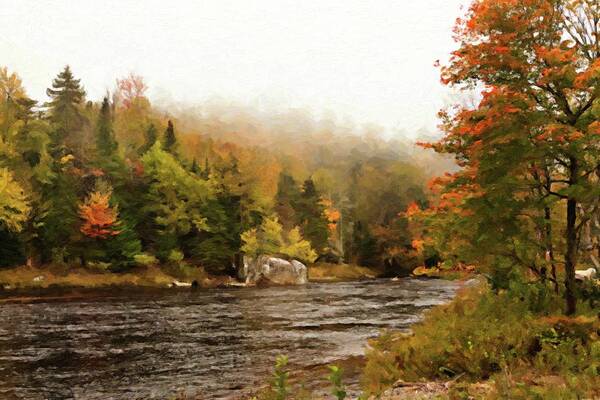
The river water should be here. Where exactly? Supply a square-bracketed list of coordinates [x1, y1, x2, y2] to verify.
[0, 278, 462, 399]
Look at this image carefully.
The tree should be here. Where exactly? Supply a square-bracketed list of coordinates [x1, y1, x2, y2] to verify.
[428, 0, 600, 314]
[79, 189, 121, 239]
[0, 168, 30, 232]
[138, 123, 157, 155]
[95, 97, 118, 157]
[45, 65, 86, 153]
[240, 215, 317, 262]
[162, 120, 177, 154]
[0, 66, 27, 140]
[115, 73, 147, 109]
[296, 178, 329, 254]
[275, 173, 301, 229]
[140, 143, 215, 259]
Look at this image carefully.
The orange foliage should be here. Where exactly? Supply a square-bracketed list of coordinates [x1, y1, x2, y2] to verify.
[321, 198, 341, 232]
[404, 201, 421, 218]
[79, 191, 121, 239]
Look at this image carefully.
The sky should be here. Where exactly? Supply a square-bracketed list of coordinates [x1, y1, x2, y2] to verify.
[0, 0, 470, 138]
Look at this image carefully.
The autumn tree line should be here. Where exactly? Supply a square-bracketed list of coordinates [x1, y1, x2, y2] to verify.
[408, 0, 600, 315]
[0, 66, 430, 275]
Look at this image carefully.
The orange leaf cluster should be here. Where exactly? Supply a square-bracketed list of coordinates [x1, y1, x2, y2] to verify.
[79, 191, 121, 239]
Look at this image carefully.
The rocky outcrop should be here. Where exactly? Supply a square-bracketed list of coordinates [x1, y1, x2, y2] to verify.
[238, 255, 308, 285]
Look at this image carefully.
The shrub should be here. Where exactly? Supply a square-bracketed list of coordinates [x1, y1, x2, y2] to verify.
[133, 253, 158, 266]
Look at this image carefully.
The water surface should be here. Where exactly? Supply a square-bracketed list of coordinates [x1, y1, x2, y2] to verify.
[0, 278, 462, 399]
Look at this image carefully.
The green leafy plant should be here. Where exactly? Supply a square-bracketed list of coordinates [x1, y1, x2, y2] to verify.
[272, 355, 290, 400]
[327, 365, 347, 400]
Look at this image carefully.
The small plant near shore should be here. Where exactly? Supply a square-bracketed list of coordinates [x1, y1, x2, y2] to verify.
[327, 365, 347, 400]
[272, 355, 290, 400]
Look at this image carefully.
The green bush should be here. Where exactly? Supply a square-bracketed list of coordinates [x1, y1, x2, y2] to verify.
[133, 253, 158, 266]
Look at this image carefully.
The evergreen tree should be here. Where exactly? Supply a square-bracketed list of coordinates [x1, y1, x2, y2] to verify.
[45, 65, 86, 153]
[296, 178, 329, 255]
[138, 123, 157, 155]
[353, 221, 378, 267]
[275, 173, 301, 229]
[95, 97, 118, 157]
[190, 158, 199, 174]
[200, 156, 211, 179]
[162, 120, 177, 154]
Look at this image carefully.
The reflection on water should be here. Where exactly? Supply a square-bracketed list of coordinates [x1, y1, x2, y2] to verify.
[0, 278, 461, 399]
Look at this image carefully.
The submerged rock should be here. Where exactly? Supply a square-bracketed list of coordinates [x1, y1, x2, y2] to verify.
[238, 255, 308, 286]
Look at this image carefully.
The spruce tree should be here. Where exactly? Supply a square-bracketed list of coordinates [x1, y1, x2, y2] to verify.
[95, 97, 118, 157]
[45, 65, 86, 152]
[162, 120, 177, 154]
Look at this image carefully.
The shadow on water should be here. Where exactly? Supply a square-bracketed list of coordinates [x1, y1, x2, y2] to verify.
[0, 278, 462, 399]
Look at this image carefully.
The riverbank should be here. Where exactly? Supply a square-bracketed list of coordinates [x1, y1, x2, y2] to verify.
[308, 263, 382, 282]
[0, 264, 233, 295]
[0, 262, 384, 299]
[363, 283, 600, 400]
[248, 280, 599, 400]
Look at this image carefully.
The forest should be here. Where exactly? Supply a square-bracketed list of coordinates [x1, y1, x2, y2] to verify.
[1, 0, 600, 399]
[0, 66, 446, 277]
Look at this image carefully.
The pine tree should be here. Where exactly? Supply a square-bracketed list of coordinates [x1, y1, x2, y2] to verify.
[95, 97, 118, 157]
[45, 65, 86, 152]
[162, 120, 177, 154]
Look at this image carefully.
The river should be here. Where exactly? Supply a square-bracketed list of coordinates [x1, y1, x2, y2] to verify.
[0, 278, 462, 399]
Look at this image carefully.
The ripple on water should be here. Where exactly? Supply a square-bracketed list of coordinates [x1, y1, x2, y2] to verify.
[0, 278, 462, 399]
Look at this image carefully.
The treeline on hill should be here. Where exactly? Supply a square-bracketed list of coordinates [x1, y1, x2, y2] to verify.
[0, 66, 440, 275]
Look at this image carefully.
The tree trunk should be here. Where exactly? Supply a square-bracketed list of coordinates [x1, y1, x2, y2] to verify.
[544, 206, 558, 293]
[564, 158, 579, 315]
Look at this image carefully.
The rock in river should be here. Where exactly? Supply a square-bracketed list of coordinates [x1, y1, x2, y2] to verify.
[238, 255, 308, 285]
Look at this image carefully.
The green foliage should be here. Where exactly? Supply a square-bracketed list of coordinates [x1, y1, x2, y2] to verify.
[0, 167, 30, 232]
[296, 178, 329, 254]
[272, 355, 290, 400]
[139, 123, 157, 155]
[275, 173, 301, 230]
[38, 165, 80, 263]
[162, 119, 177, 154]
[241, 215, 317, 262]
[45, 65, 87, 153]
[327, 365, 347, 400]
[282, 227, 317, 263]
[133, 252, 158, 266]
[95, 97, 118, 157]
[141, 143, 215, 258]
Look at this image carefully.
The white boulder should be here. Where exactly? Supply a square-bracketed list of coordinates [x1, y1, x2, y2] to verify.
[238, 255, 308, 285]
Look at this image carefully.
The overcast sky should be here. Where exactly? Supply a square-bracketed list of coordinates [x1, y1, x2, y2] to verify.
[0, 0, 469, 137]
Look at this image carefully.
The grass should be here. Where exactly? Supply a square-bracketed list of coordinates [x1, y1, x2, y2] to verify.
[0, 263, 230, 294]
[361, 282, 600, 399]
[308, 262, 382, 282]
